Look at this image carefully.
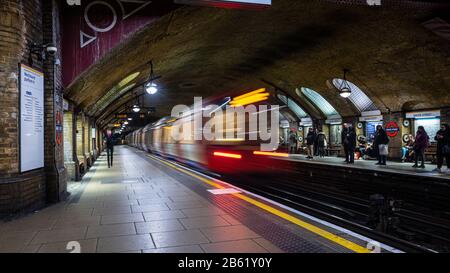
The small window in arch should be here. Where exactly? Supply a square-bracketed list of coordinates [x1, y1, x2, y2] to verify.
[299, 87, 340, 117]
[277, 95, 308, 119]
[332, 79, 379, 113]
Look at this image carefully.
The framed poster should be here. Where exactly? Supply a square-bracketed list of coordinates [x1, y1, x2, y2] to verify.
[19, 64, 45, 172]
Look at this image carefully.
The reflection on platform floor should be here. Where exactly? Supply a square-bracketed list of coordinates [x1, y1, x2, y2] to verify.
[0, 146, 395, 253]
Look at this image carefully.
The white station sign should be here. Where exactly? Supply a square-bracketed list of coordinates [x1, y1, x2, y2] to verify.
[406, 110, 441, 119]
[20, 64, 45, 172]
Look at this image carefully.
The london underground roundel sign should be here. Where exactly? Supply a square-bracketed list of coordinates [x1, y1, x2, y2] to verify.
[386, 121, 400, 138]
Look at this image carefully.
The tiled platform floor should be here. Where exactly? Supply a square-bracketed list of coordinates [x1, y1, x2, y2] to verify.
[0, 147, 288, 253]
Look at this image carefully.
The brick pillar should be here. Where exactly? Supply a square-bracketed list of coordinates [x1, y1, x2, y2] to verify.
[441, 108, 450, 126]
[83, 116, 91, 167]
[384, 113, 403, 160]
[42, 0, 67, 203]
[75, 112, 85, 175]
[63, 109, 76, 181]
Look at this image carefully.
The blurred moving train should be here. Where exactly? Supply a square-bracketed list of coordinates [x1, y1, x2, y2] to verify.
[126, 88, 300, 175]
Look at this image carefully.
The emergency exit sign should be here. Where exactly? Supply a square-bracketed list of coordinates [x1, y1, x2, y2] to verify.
[175, 0, 271, 9]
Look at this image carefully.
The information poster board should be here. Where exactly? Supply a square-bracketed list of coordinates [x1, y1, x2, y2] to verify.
[19, 64, 44, 172]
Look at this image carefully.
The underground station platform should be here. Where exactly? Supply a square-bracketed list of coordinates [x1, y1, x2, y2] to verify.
[0, 146, 406, 254]
[1, 144, 448, 255]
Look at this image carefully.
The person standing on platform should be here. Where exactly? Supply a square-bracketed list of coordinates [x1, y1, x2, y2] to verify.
[317, 130, 327, 158]
[412, 126, 429, 169]
[341, 123, 350, 162]
[374, 125, 389, 166]
[313, 128, 319, 156]
[433, 124, 450, 173]
[105, 130, 115, 169]
[288, 130, 298, 154]
[306, 128, 315, 159]
[345, 125, 357, 164]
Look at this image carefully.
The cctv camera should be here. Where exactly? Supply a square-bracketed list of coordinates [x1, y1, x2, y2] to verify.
[46, 46, 58, 55]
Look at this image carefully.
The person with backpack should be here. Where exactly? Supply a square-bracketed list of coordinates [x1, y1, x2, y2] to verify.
[412, 126, 429, 169]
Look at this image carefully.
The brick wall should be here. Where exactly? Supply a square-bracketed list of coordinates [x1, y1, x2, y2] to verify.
[0, 0, 47, 216]
[0, 0, 67, 216]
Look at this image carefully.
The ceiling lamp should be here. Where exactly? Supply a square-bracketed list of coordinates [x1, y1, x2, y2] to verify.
[132, 104, 141, 113]
[338, 69, 352, 98]
[145, 82, 158, 95]
[145, 61, 161, 95]
[124, 121, 129, 125]
[128, 118, 133, 121]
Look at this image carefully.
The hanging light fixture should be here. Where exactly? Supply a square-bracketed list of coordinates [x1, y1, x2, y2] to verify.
[145, 61, 159, 95]
[132, 94, 141, 113]
[338, 69, 352, 98]
[132, 104, 141, 113]
[145, 82, 158, 95]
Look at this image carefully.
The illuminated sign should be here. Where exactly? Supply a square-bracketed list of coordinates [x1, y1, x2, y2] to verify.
[115, 114, 128, 119]
[359, 115, 383, 122]
[175, 0, 271, 9]
[406, 110, 440, 119]
[386, 121, 400, 138]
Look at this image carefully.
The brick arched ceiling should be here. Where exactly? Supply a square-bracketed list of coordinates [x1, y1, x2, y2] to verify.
[64, 0, 450, 125]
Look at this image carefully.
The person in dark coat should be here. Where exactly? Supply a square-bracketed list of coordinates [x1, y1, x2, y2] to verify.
[373, 125, 389, 165]
[341, 123, 350, 162]
[313, 128, 319, 156]
[433, 124, 450, 173]
[306, 128, 316, 159]
[412, 126, 429, 169]
[105, 131, 115, 168]
[317, 130, 327, 158]
[344, 125, 357, 164]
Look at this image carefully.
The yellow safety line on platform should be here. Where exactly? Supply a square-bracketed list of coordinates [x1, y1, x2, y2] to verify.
[148, 154, 371, 253]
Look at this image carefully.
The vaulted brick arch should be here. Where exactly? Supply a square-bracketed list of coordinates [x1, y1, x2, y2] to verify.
[64, 0, 450, 126]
